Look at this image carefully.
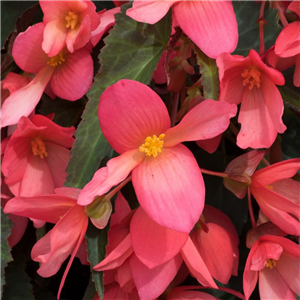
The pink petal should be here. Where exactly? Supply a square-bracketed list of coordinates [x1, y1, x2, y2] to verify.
[275, 22, 300, 58]
[168, 289, 218, 300]
[129, 254, 182, 300]
[126, 1, 178, 24]
[115, 259, 135, 293]
[164, 100, 237, 148]
[132, 144, 204, 233]
[3, 194, 76, 224]
[181, 237, 217, 288]
[99, 79, 171, 154]
[0, 66, 54, 128]
[237, 84, 280, 149]
[93, 234, 133, 271]
[196, 134, 222, 154]
[294, 54, 300, 87]
[50, 48, 93, 101]
[130, 207, 188, 269]
[191, 223, 234, 284]
[12, 23, 48, 73]
[42, 19, 68, 57]
[252, 159, 300, 185]
[78, 149, 144, 206]
[2, 72, 31, 95]
[173, 1, 238, 58]
[259, 268, 296, 300]
[32, 204, 87, 277]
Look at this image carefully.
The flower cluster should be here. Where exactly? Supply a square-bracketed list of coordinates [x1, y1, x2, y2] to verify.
[1, 1, 299, 300]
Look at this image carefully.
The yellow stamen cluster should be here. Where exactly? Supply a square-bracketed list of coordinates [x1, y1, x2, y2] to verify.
[265, 258, 277, 269]
[65, 11, 79, 30]
[241, 69, 261, 90]
[139, 134, 165, 158]
[47, 52, 65, 67]
[31, 137, 48, 159]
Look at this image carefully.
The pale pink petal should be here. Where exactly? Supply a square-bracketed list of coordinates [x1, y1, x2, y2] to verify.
[50, 48, 93, 101]
[173, 1, 238, 58]
[130, 207, 188, 269]
[276, 252, 300, 295]
[3, 194, 76, 224]
[42, 19, 68, 57]
[78, 149, 144, 206]
[181, 237, 217, 288]
[252, 159, 300, 185]
[32, 204, 87, 277]
[45, 142, 71, 188]
[126, 1, 178, 24]
[132, 144, 204, 233]
[275, 22, 300, 58]
[129, 254, 182, 300]
[12, 23, 48, 73]
[19, 154, 55, 196]
[237, 86, 278, 149]
[164, 100, 236, 148]
[259, 267, 296, 300]
[99, 79, 171, 154]
[191, 223, 234, 284]
[93, 234, 133, 271]
[0, 66, 55, 128]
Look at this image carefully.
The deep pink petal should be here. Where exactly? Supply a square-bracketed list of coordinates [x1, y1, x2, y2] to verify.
[130, 207, 188, 269]
[259, 268, 296, 300]
[93, 234, 133, 271]
[173, 1, 238, 58]
[12, 22, 48, 73]
[237, 86, 280, 149]
[129, 254, 182, 300]
[181, 237, 217, 288]
[7, 214, 28, 248]
[42, 19, 67, 57]
[115, 259, 135, 293]
[110, 192, 131, 227]
[3, 194, 76, 223]
[78, 149, 144, 206]
[164, 100, 237, 147]
[271, 178, 300, 205]
[50, 48, 93, 101]
[294, 54, 300, 87]
[275, 22, 300, 58]
[32, 204, 87, 277]
[2, 72, 31, 95]
[168, 289, 218, 300]
[98, 79, 170, 154]
[0, 66, 54, 128]
[196, 134, 222, 154]
[132, 144, 204, 233]
[126, 1, 178, 24]
[191, 223, 234, 284]
[252, 158, 300, 185]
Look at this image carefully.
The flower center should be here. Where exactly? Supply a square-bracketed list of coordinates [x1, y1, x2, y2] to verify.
[139, 134, 165, 158]
[47, 52, 65, 67]
[241, 69, 261, 90]
[31, 137, 48, 159]
[265, 258, 277, 269]
[65, 11, 79, 30]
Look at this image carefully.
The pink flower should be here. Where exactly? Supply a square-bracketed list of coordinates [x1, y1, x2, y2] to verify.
[126, 1, 238, 59]
[224, 151, 300, 236]
[217, 49, 286, 149]
[1, 115, 75, 197]
[78, 79, 237, 233]
[243, 235, 300, 300]
[40, 0, 100, 57]
[1, 22, 93, 128]
[3, 187, 89, 300]
[273, 1, 300, 87]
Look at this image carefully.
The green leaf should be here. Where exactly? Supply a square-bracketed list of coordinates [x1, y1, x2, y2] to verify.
[196, 49, 219, 100]
[233, 1, 282, 56]
[65, 4, 172, 188]
[86, 222, 109, 300]
[1, 209, 13, 295]
[278, 67, 300, 113]
[82, 279, 96, 300]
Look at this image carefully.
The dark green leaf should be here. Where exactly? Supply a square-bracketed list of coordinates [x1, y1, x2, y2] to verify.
[82, 279, 96, 300]
[196, 49, 219, 100]
[233, 1, 282, 56]
[86, 222, 109, 300]
[65, 4, 172, 188]
[1, 209, 13, 295]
